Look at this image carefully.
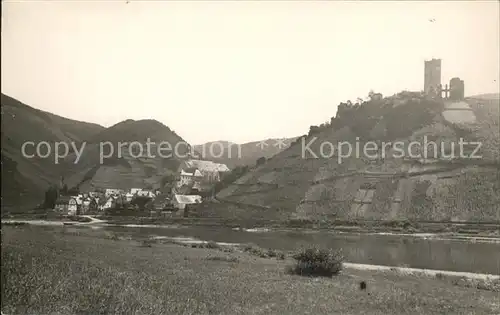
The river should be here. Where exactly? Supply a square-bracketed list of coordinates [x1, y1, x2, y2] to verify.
[100, 224, 500, 275]
[4, 219, 499, 275]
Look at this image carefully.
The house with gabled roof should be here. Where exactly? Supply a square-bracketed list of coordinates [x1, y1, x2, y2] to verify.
[177, 159, 230, 186]
[105, 188, 123, 198]
[99, 196, 117, 211]
[172, 194, 202, 210]
[55, 196, 78, 215]
[177, 168, 203, 188]
[81, 197, 98, 214]
[130, 188, 142, 195]
[153, 194, 171, 211]
[136, 190, 156, 198]
[125, 192, 134, 202]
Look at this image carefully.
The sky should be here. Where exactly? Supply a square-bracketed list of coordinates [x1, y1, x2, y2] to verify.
[2, 1, 499, 145]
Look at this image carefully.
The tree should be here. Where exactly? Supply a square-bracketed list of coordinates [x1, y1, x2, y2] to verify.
[177, 183, 194, 195]
[43, 185, 59, 209]
[308, 125, 320, 136]
[61, 184, 68, 195]
[66, 186, 79, 196]
[130, 196, 152, 211]
[256, 157, 266, 166]
[161, 174, 176, 188]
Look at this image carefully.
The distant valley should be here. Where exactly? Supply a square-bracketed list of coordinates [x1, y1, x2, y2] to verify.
[193, 138, 299, 169]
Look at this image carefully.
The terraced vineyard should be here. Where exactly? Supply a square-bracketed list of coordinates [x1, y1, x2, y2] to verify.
[213, 95, 500, 223]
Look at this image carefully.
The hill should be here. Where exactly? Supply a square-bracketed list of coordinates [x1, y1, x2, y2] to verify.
[210, 92, 500, 223]
[1, 94, 193, 211]
[61, 119, 192, 192]
[467, 93, 500, 100]
[1, 94, 105, 210]
[193, 137, 298, 169]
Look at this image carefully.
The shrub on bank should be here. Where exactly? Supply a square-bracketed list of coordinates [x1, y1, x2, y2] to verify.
[1, 222, 28, 226]
[286, 218, 316, 228]
[140, 239, 155, 247]
[288, 247, 344, 277]
[204, 255, 239, 263]
[243, 244, 268, 258]
[241, 244, 285, 259]
[191, 241, 221, 249]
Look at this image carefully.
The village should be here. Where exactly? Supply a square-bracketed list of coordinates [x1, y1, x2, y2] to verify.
[52, 158, 231, 217]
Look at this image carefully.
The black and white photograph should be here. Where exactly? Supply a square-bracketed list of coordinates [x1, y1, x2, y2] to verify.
[1, 1, 499, 314]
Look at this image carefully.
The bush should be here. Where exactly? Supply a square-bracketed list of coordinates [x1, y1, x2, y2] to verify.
[242, 244, 268, 258]
[67, 215, 80, 222]
[191, 241, 221, 249]
[77, 216, 92, 223]
[105, 232, 120, 241]
[286, 218, 315, 228]
[1, 222, 28, 226]
[205, 241, 220, 249]
[204, 256, 239, 263]
[288, 247, 344, 277]
[140, 239, 155, 247]
[276, 251, 286, 260]
[256, 157, 266, 166]
[240, 244, 286, 259]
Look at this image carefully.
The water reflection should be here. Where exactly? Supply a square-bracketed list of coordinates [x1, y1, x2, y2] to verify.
[101, 225, 499, 275]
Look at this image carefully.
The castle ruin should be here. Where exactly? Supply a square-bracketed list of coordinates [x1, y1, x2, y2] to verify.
[424, 58, 441, 97]
[424, 59, 465, 101]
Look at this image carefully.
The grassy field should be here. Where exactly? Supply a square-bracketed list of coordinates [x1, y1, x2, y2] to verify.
[2, 225, 499, 315]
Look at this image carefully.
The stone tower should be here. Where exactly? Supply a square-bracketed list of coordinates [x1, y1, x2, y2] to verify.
[424, 59, 442, 97]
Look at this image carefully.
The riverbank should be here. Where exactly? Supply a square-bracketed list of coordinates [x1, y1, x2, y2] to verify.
[2, 225, 499, 315]
[3, 212, 500, 236]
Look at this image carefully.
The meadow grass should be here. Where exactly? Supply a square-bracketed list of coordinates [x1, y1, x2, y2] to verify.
[2, 225, 499, 315]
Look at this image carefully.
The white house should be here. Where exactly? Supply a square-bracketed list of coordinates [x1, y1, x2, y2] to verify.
[100, 196, 117, 211]
[73, 195, 83, 204]
[81, 197, 98, 213]
[67, 198, 78, 216]
[105, 188, 122, 197]
[125, 192, 134, 202]
[177, 169, 203, 187]
[130, 188, 142, 195]
[55, 196, 78, 215]
[172, 194, 202, 210]
[82, 197, 91, 212]
[178, 159, 229, 184]
[136, 190, 155, 198]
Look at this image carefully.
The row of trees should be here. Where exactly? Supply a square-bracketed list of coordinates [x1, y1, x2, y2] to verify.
[307, 92, 380, 137]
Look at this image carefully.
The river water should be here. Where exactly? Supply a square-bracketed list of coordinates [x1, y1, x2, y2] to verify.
[99, 224, 500, 275]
